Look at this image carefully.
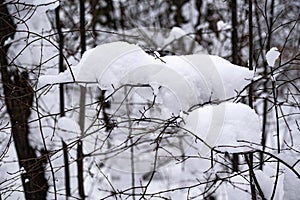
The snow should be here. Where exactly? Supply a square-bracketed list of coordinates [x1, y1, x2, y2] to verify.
[164, 26, 187, 44]
[217, 20, 231, 31]
[41, 41, 253, 106]
[38, 62, 80, 88]
[266, 47, 281, 67]
[225, 173, 252, 200]
[184, 102, 261, 154]
[0, 139, 25, 199]
[76, 42, 152, 86]
[0, 2, 62, 199]
[24, 0, 59, 11]
[0, 0, 297, 197]
[283, 169, 300, 200]
[38, 42, 260, 179]
[276, 152, 300, 200]
[56, 117, 81, 142]
[0, 0, 271, 198]
[66, 42, 262, 199]
[7, 0, 60, 76]
[3, 13, 270, 197]
[182, 54, 253, 101]
[254, 169, 275, 199]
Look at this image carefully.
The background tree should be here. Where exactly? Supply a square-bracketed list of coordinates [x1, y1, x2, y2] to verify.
[0, 1, 48, 199]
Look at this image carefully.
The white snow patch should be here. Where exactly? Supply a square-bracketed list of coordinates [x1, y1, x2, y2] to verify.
[225, 173, 252, 199]
[266, 47, 280, 67]
[217, 20, 231, 31]
[254, 170, 274, 199]
[74, 42, 253, 104]
[38, 65, 80, 88]
[24, 0, 59, 11]
[57, 117, 81, 142]
[184, 102, 261, 154]
[164, 26, 187, 44]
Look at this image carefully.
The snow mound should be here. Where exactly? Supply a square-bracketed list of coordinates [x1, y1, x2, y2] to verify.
[40, 41, 253, 108]
[38, 41, 259, 164]
[184, 102, 261, 154]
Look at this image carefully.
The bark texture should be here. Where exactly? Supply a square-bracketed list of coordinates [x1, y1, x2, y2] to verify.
[0, 1, 48, 199]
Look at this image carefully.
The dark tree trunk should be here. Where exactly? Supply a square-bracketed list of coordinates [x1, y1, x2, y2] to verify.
[62, 140, 71, 197]
[78, 0, 86, 199]
[0, 1, 48, 199]
[230, 0, 239, 172]
[230, 0, 239, 65]
[248, 0, 254, 109]
[55, 5, 66, 117]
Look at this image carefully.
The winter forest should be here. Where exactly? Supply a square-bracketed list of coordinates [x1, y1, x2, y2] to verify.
[0, 0, 299, 199]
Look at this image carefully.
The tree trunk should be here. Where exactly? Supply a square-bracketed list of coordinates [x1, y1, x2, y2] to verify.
[78, 0, 86, 199]
[230, 0, 239, 65]
[230, 0, 239, 172]
[0, 1, 48, 199]
[55, 5, 66, 117]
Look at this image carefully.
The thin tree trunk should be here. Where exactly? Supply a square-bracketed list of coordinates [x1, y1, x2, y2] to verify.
[248, 0, 253, 71]
[62, 140, 71, 197]
[0, 1, 48, 199]
[78, 0, 86, 199]
[248, 0, 254, 109]
[247, 4, 256, 198]
[77, 140, 85, 199]
[230, 0, 239, 172]
[260, 0, 275, 169]
[247, 153, 257, 200]
[246, 152, 267, 200]
[231, 0, 239, 65]
[55, 5, 66, 117]
[253, 0, 267, 170]
[55, 6, 71, 198]
[232, 153, 239, 172]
